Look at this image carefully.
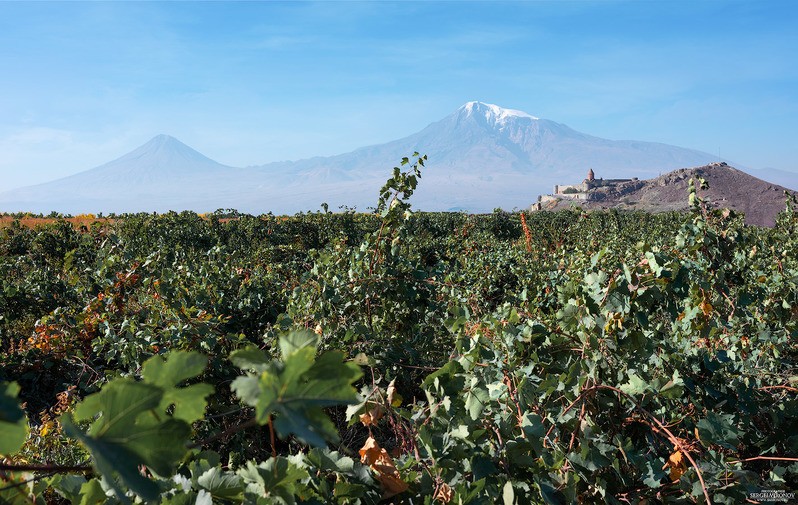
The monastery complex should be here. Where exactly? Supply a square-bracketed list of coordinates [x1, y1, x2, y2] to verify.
[531, 169, 639, 211]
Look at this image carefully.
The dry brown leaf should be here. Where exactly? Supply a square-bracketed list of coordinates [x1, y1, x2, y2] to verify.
[359, 435, 409, 498]
[359, 435, 390, 467]
[359, 405, 384, 426]
[385, 379, 404, 407]
[375, 470, 409, 498]
[434, 482, 453, 503]
[359, 412, 374, 426]
[386, 379, 402, 407]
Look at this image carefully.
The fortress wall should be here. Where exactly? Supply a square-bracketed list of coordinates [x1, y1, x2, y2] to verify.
[554, 183, 587, 194]
[586, 178, 637, 189]
[559, 192, 588, 200]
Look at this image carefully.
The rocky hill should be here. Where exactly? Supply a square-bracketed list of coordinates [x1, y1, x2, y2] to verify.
[535, 163, 795, 226]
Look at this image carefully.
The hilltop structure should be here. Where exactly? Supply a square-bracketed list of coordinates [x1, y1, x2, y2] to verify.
[527, 162, 797, 227]
[532, 169, 639, 210]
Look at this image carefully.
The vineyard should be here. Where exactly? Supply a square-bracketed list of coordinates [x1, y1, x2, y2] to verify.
[1, 154, 797, 504]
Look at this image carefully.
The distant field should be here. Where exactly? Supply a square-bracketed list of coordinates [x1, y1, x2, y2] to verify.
[0, 213, 337, 229]
[0, 215, 113, 229]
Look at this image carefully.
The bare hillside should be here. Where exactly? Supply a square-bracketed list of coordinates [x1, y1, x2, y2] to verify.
[538, 163, 796, 227]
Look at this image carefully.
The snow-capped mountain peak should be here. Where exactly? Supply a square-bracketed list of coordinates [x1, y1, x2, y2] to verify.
[460, 101, 539, 124]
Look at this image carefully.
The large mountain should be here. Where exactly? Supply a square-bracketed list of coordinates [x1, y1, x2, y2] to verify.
[1, 102, 795, 214]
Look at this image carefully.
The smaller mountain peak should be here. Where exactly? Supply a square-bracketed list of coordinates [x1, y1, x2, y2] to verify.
[460, 101, 539, 122]
[135, 134, 184, 153]
[117, 134, 224, 170]
[138, 134, 200, 155]
[146, 134, 183, 146]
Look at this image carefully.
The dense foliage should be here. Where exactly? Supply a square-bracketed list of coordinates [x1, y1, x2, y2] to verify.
[1, 155, 796, 504]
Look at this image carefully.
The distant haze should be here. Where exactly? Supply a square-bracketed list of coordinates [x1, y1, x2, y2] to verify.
[1, 102, 795, 215]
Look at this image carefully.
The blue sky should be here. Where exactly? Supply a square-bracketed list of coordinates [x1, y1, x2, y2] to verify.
[1, 0, 796, 191]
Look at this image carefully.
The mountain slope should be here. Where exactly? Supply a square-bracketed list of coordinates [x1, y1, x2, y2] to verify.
[1, 102, 795, 215]
[243, 102, 741, 211]
[0, 135, 262, 214]
[259, 102, 726, 178]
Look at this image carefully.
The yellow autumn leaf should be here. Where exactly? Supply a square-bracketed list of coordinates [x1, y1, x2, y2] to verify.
[604, 312, 624, 332]
[663, 449, 688, 481]
[390, 392, 403, 408]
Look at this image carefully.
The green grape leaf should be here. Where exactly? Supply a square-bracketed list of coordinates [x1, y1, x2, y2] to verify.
[296, 350, 363, 405]
[464, 379, 490, 421]
[238, 457, 308, 505]
[273, 404, 340, 449]
[265, 350, 361, 446]
[141, 351, 214, 423]
[278, 329, 319, 358]
[196, 467, 245, 501]
[534, 477, 565, 505]
[62, 379, 192, 501]
[230, 374, 262, 407]
[230, 346, 272, 371]
[618, 372, 649, 396]
[78, 479, 109, 505]
[659, 370, 685, 399]
[696, 412, 741, 450]
[232, 333, 362, 447]
[47, 474, 87, 502]
[0, 381, 28, 455]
